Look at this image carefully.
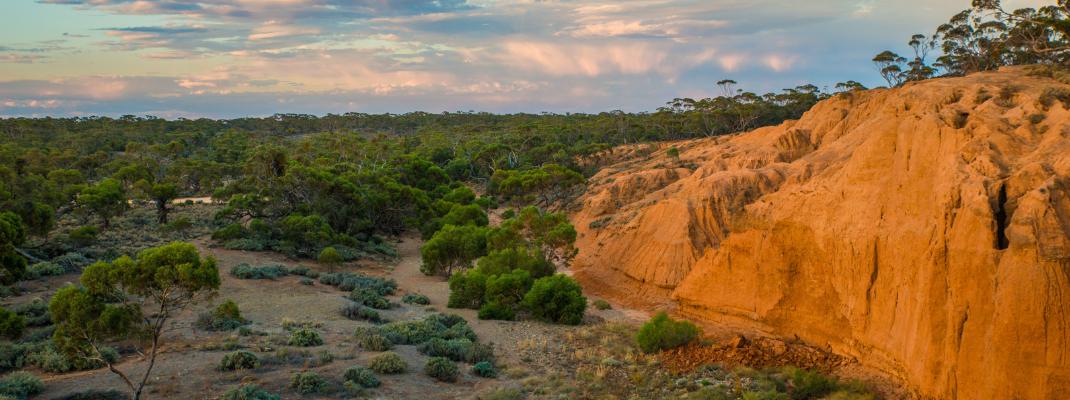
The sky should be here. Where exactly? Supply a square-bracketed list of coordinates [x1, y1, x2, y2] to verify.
[0, 0, 1053, 118]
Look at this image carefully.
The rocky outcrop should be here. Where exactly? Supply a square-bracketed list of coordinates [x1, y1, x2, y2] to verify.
[571, 67, 1070, 399]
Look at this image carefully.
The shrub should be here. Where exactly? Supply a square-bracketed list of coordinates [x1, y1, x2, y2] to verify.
[348, 288, 390, 309]
[402, 293, 431, 305]
[472, 361, 497, 378]
[290, 371, 330, 395]
[788, 368, 838, 400]
[636, 312, 700, 353]
[219, 350, 259, 371]
[353, 327, 393, 351]
[417, 338, 472, 362]
[320, 272, 397, 295]
[424, 357, 459, 382]
[300, 277, 314, 285]
[341, 303, 382, 323]
[0, 342, 34, 373]
[592, 299, 612, 310]
[27, 345, 117, 373]
[196, 300, 247, 331]
[343, 366, 380, 389]
[521, 275, 587, 325]
[478, 301, 515, 321]
[0, 308, 24, 340]
[368, 352, 407, 374]
[52, 389, 130, 400]
[0, 371, 43, 399]
[484, 269, 533, 306]
[289, 266, 319, 278]
[212, 223, 247, 241]
[447, 270, 487, 309]
[318, 246, 343, 272]
[13, 299, 50, 327]
[51, 252, 91, 271]
[68, 226, 99, 247]
[230, 263, 288, 279]
[27, 262, 65, 279]
[288, 328, 324, 347]
[220, 384, 279, 400]
[223, 239, 268, 251]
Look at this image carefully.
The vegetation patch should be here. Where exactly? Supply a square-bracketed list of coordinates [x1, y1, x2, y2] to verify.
[637, 312, 701, 354]
[368, 352, 407, 374]
[424, 357, 460, 383]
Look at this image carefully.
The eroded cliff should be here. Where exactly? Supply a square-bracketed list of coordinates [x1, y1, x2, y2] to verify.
[571, 67, 1070, 399]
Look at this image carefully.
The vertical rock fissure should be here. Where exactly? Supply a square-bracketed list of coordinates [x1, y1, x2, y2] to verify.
[995, 183, 1010, 250]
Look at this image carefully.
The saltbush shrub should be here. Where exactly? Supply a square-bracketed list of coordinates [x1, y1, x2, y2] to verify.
[343, 366, 380, 389]
[27, 262, 65, 279]
[353, 327, 393, 351]
[424, 357, 459, 382]
[51, 252, 91, 271]
[219, 350, 259, 371]
[212, 223, 247, 241]
[13, 299, 50, 327]
[368, 352, 407, 374]
[52, 389, 130, 400]
[230, 264, 288, 279]
[592, 299, 612, 310]
[67, 226, 99, 247]
[401, 293, 430, 305]
[341, 303, 383, 323]
[0, 371, 43, 399]
[27, 345, 117, 373]
[223, 239, 268, 251]
[220, 384, 279, 400]
[472, 361, 497, 378]
[290, 371, 330, 395]
[196, 300, 247, 331]
[788, 368, 838, 400]
[348, 288, 390, 309]
[521, 275, 587, 325]
[636, 312, 700, 353]
[417, 338, 472, 362]
[288, 328, 324, 347]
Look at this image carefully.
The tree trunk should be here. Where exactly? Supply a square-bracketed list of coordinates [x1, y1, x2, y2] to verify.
[156, 201, 169, 224]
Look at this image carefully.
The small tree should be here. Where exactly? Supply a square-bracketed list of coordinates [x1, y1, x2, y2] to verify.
[521, 274, 587, 325]
[149, 183, 178, 224]
[666, 146, 680, 162]
[77, 178, 127, 229]
[50, 242, 220, 400]
[636, 312, 701, 353]
[0, 306, 25, 339]
[318, 246, 342, 273]
[420, 224, 487, 276]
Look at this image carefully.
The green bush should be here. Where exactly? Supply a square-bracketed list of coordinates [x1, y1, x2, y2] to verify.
[212, 223, 247, 241]
[13, 299, 50, 327]
[223, 239, 268, 251]
[219, 350, 259, 371]
[0, 308, 25, 340]
[368, 352, 407, 374]
[196, 300, 247, 331]
[220, 384, 279, 400]
[447, 269, 487, 309]
[788, 368, 838, 400]
[478, 301, 515, 321]
[592, 299, 612, 310]
[51, 252, 91, 271]
[402, 293, 431, 305]
[290, 371, 330, 395]
[484, 269, 532, 306]
[521, 274, 587, 325]
[424, 357, 459, 382]
[67, 226, 99, 247]
[341, 303, 383, 323]
[472, 361, 497, 378]
[0, 371, 43, 400]
[289, 266, 319, 278]
[300, 277, 314, 285]
[52, 389, 130, 400]
[636, 312, 700, 353]
[320, 272, 397, 295]
[288, 328, 324, 347]
[0, 342, 34, 373]
[230, 263, 288, 279]
[476, 247, 553, 279]
[343, 366, 380, 389]
[417, 338, 472, 362]
[353, 327, 393, 351]
[348, 288, 390, 309]
[27, 262, 65, 279]
[464, 342, 495, 364]
[27, 345, 117, 373]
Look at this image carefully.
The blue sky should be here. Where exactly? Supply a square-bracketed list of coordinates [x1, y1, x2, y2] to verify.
[0, 0, 1052, 118]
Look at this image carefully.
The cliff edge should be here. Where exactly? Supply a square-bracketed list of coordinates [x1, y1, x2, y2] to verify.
[571, 67, 1070, 399]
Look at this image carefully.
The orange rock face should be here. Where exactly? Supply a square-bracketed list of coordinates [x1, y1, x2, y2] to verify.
[571, 68, 1070, 399]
